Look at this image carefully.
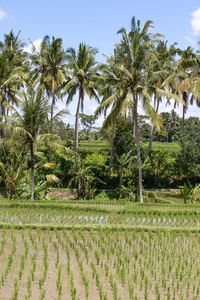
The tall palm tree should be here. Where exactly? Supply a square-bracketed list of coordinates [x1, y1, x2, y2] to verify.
[1, 30, 25, 52]
[95, 49, 129, 178]
[191, 51, 200, 106]
[165, 109, 180, 142]
[64, 43, 100, 169]
[177, 47, 197, 133]
[144, 40, 178, 160]
[163, 47, 198, 133]
[0, 30, 28, 69]
[95, 17, 183, 202]
[0, 30, 27, 126]
[31, 36, 67, 161]
[0, 51, 27, 140]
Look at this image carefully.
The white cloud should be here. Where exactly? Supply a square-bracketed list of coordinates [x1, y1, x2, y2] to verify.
[54, 102, 75, 125]
[54, 97, 200, 129]
[184, 36, 195, 45]
[94, 115, 105, 128]
[0, 8, 8, 20]
[23, 39, 42, 53]
[191, 7, 200, 35]
[151, 99, 200, 119]
[84, 95, 92, 103]
[55, 102, 67, 112]
[88, 105, 98, 114]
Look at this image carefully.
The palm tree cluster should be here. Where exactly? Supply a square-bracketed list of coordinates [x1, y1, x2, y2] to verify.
[0, 17, 200, 201]
[95, 17, 200, 202]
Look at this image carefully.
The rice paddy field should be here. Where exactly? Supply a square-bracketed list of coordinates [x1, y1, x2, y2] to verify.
[78, 141, 181, 155]
[0, 195, 200, 300]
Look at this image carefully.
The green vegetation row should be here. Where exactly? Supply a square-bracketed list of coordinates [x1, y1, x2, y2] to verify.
[2, 197, 200, 211]
[1, 205, 200, 228]
[2, 18, 200, 203]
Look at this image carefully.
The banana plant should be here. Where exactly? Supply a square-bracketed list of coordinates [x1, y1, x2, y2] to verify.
[16, 162, 60, 200]
[69, 166, 105, 199]
[0, 146, 29, 199]
[172, 181, 200, 204]
[116, 150, 135, 197]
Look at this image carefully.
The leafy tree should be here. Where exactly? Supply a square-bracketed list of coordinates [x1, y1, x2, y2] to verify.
[82, 153, 108, 182]
[113, 118, 136, 157]
[52, 120, 70, 140]
[152, 111, 181, 142]
[79, 113, 95, 139]
[176, 117, 200, 178]
[153, 128, 168, 142]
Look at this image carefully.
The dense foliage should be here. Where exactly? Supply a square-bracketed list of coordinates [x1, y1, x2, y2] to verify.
[1, 18, 200, 201]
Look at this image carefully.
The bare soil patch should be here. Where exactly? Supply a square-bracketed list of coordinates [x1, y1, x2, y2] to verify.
[47, 189, 78, 200]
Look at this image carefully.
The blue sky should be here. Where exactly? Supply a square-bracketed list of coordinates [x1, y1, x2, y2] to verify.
[1, 0, 200, 126]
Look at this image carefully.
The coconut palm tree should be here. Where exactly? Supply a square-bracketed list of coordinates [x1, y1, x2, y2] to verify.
[31, 36, 67, 161]
[191, 53, 200, 106]
[176, 47, 198, 133]
[0, 89, 70, 200]
[0, 30, 28, 70]
[95, 17, 183, 202]
[95, 49, 129, 178]
[0, 51, 27, 139]
[64, 43, 100, 169]
[0, 30, 25, 52]
[0, 90, 46, 199]
[165, 109, 180, 142]
[0, 30, 27, 128]
[10, 90, 49, 200]
[144, 40, 178, 159]
[163, 47, 198, 133]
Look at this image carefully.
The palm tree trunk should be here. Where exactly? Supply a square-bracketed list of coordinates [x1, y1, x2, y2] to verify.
[6, 108, 10, 138]
[30, 142, 34, 201]
[0, 105, 2, 139]
[133, 123, 136, 138]
[144, 125, 155, 161]
[134, 95, 143, 203]
[132, 108, 136, 138]
[119, 165, 123, 197]
[109, 122, 115, 178]
[182, 93, 187, 134]
[49, 91, 55, 163]
[74, 92, 81, 170]
[182, 105, 185, 134]
[144, 96, 160, 161]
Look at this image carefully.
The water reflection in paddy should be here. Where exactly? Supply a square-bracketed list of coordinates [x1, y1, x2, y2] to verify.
[0, 211, 200, 227]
